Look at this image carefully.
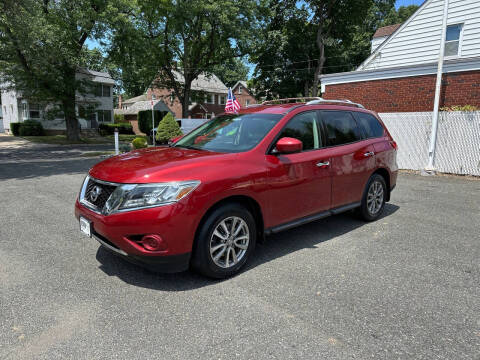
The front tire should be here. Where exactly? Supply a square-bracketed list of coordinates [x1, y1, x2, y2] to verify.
[358, 174, 387, 221]
[191, 203, 256, 279]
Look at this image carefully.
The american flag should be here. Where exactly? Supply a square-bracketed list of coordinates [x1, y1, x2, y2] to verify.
[225, 87, 241, 113]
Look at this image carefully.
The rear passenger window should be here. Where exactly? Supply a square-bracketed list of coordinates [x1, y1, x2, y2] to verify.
[320, 111, 363, 146]
[355, 112, 385, 138]
[278, 111, 320, 151]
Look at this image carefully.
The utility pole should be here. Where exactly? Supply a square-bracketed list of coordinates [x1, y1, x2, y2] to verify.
[151, 93, 156, 147]
[424, 0, 449, 175]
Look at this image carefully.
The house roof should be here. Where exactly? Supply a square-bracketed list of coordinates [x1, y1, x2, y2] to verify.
[373, 24, 402, 38]
[122, 94, 147, 104]
[79, 69, 115, 85]
[232, 81, 248, 91]
[171, 71, 228, 94]
[358, 0, 431, 71]
[114, 99, 172, 115]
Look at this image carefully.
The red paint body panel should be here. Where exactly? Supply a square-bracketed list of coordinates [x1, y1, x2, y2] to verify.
[75, 102, 398, 268]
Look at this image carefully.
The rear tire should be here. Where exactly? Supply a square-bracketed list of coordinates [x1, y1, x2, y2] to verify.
[191, 203, 256, 279]
[358, 174, 387, 221]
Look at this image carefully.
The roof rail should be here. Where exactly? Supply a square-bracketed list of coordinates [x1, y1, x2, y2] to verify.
[261, 97, 322, 105]
[305, 98, 365, 109]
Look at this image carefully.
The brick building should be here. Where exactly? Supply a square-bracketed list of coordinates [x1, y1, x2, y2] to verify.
[321, 0, 480, 112]
[231, 81, 256, 108]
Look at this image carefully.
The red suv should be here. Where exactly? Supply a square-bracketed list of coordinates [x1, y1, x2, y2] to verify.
[75, 99, 398, 278]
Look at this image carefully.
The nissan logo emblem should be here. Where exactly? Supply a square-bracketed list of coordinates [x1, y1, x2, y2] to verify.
[90, 186, 102, 202]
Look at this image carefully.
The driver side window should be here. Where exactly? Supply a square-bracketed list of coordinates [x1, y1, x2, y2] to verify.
[278, 111, 320, 151]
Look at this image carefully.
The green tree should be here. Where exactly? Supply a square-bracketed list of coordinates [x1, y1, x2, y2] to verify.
[156, 112, 182, 144]
[107, 0, 259, 117]
[381, 5, 419, 27]
[0, 0, 125, 140]
[210, 58, 250, 88]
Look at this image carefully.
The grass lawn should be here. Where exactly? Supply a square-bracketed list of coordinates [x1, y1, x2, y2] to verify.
[22, 134, 147, 145]
[22, 135, 111, 145]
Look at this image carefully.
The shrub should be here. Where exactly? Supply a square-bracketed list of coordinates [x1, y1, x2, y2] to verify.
[132, 137, 148, 149]
[10, 122, 21, 136]
[138, 110, 164, 134]
[156, 112, 182, 144]
[440, 105, 480, 112]
[19, 120, 44, 136]
[114, 113, 125, 123]
[98, 122, 133, 136]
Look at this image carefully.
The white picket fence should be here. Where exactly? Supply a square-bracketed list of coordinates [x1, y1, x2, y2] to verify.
[379, 112, 480, 176]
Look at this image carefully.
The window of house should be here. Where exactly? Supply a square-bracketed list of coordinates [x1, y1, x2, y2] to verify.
[97, 110, 112, 122]
[205, 94, 214, 104]
[445, 24, 463, 57]
[245, 99, 250, 106]
[277, 111, 320, 151]
[354, 112, 384, 138]
[22, 103, 28, 120]
[102, 85, 111, 97]
[29, 103, 41, 119]
[220, 96, 226, 105]
[320, 111, 363, 146]
[238, 85, 242, 94]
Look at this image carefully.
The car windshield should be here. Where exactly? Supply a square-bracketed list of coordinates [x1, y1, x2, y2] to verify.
[174, 113, 282, 153]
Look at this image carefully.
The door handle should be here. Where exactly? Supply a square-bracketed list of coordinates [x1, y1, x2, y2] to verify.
[363, 151, 375, 157]
[316, 161, 330, 167]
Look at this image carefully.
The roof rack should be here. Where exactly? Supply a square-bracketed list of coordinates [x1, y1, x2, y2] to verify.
[305, 98, 365, 109]
[261, 97, 322, 105]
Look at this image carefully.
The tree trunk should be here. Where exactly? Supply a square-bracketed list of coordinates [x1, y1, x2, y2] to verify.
[63, 67, 80, 141]
[312, 25, 326, 98]
[181, 80, 192, 118]
[63, 97, 80, 141]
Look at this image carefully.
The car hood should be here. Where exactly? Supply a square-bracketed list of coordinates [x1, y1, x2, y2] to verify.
[89, 146, 234, 183]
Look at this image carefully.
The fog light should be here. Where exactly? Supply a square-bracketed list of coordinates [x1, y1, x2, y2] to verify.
[140, 234, 166, 251]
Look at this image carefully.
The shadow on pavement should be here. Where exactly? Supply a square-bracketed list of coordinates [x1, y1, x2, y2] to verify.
[95, 203, 399, 291]
[0, 158, 101, 180]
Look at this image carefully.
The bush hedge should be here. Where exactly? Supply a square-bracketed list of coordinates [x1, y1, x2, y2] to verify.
[10, 122, 21, 136]
[98, 122, 134, 136]
[132, 137, 148, 149]
[138, 110, 164, 134]
[114, 113, 125, 123]
[156, 113, 182, 144]
[18, 120, 44, 136]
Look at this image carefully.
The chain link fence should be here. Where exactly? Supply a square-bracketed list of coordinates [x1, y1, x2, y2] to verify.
[380, 112, 480, 176]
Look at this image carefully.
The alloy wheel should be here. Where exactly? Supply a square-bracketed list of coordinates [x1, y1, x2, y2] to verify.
[209, 216, 250, 268]
[367, 180, 384, 215]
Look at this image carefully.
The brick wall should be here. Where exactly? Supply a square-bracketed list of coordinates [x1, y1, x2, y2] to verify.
[147, 88, 183, 118]
[322, 70, 480, 112]
[233, 87, 256, 107]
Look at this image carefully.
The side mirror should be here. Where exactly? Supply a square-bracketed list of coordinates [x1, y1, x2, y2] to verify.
[275, 137, 303, 154]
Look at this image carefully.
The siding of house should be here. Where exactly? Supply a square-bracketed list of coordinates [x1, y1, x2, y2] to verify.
[362, 0, 480, 70]
[371, 36, 387, 53]
[1, 90, 20, 133]
[323, 70, 480, 112]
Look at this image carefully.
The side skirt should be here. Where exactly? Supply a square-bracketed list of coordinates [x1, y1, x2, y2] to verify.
[264, 202, 361, 235]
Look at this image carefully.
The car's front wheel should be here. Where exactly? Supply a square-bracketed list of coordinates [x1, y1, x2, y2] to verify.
[191, 203, 256, 278]
[358, 174, 387, 221]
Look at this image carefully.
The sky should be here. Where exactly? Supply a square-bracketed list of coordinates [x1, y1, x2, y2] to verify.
[395, 0, 424, 8]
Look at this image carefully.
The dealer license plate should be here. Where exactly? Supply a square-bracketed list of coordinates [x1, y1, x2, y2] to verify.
[79, 217, 92, 237]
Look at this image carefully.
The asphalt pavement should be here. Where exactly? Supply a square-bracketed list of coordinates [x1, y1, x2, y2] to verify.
[0, 140, 479, 359]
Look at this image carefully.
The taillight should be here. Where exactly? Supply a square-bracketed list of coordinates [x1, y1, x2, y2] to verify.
[390, 141, 398, 150]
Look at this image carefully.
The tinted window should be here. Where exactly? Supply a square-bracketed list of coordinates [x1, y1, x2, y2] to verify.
[174, 113, 281, 153]
[321, 111, 362, 146]
[355, 112, 385, 138]
[278, 112, 320, 151]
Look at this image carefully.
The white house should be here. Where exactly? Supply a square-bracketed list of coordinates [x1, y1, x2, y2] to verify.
[321, 0, 480, 113]
[1, 69, 115, 134]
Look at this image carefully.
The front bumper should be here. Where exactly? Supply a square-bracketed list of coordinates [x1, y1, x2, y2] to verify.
[75, 199, 196, 273]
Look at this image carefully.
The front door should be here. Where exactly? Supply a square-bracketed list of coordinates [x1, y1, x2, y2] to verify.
[266, 111, 332, 227]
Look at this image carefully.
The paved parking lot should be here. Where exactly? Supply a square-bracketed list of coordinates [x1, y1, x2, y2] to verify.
[0, 141, 479, 359]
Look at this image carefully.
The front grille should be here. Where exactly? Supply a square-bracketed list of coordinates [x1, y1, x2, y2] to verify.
[84, 178, 117, 210]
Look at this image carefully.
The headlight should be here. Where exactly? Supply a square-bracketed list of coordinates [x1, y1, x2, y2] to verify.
[103, 181, 200, 215]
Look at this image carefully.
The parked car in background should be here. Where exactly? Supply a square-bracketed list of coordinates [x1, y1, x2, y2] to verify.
[75, 98, 398, 278]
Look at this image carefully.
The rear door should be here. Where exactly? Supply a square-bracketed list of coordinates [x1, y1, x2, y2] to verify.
[319, 110, 376, 208]
[266, 111, 331, 226]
